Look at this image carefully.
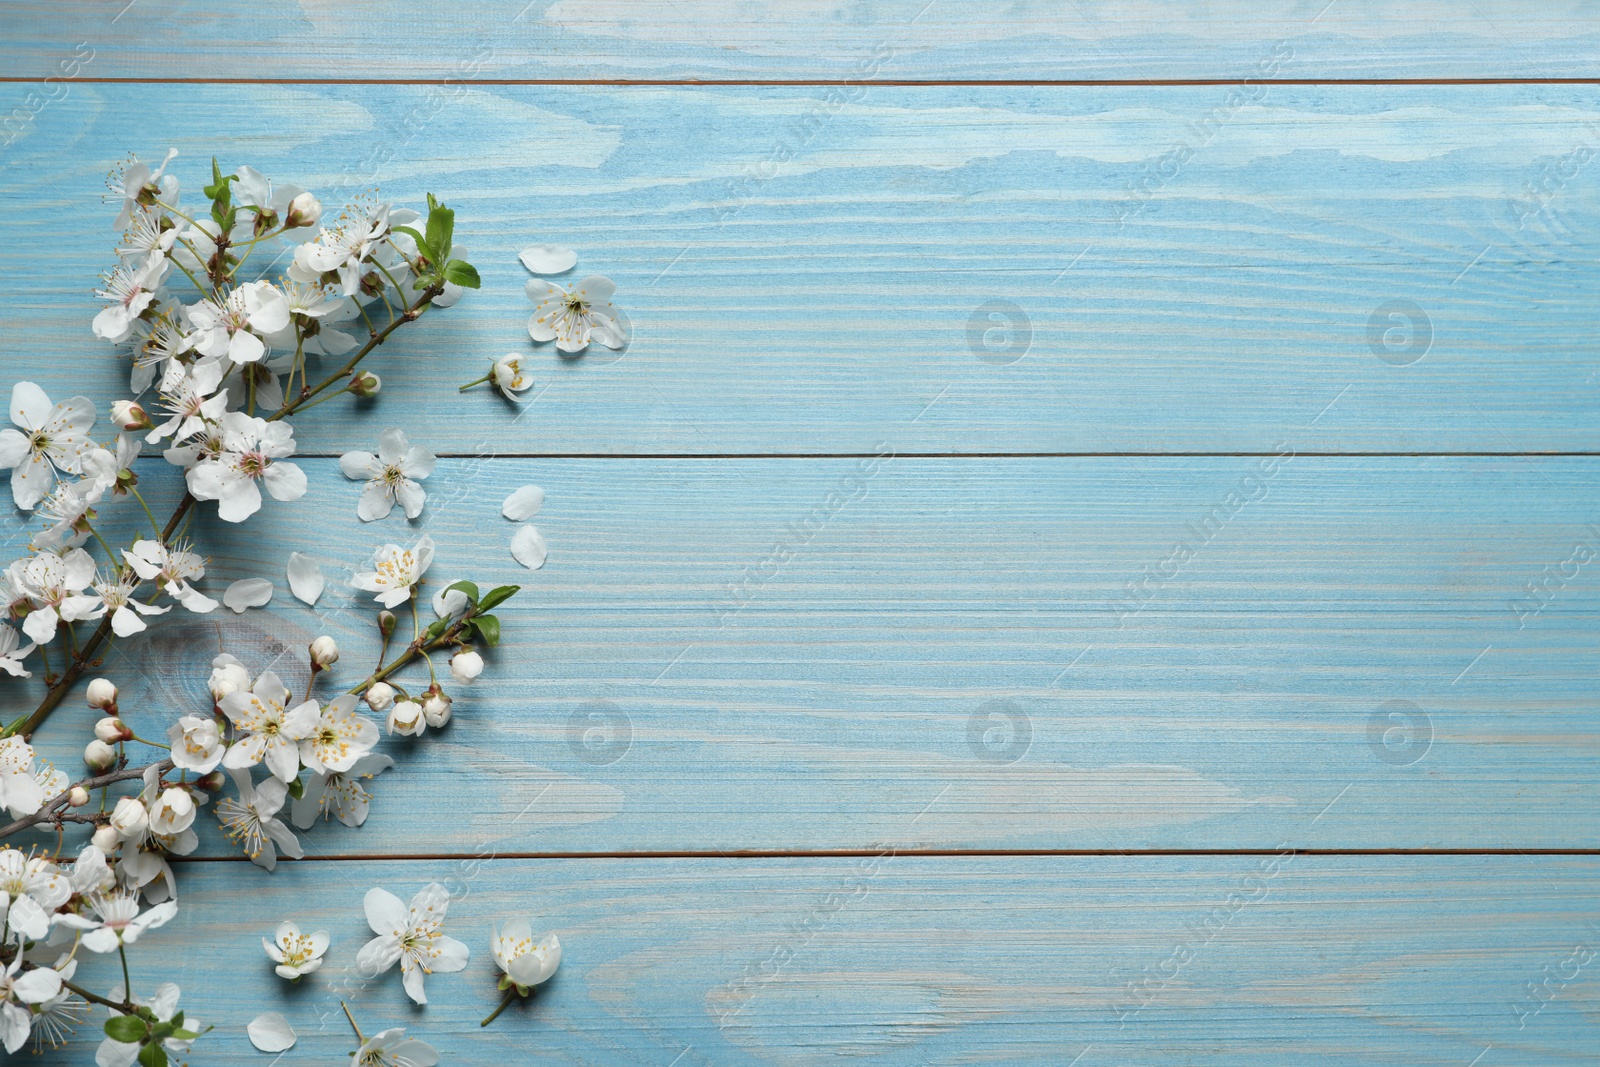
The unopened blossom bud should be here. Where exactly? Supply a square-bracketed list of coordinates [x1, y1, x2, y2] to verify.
[420, 684, 452, 727]
[449, 650, 483, 684]
[150, 788, 197, 835]
[91, 824, 120, 853]
[387, 699, 424, 737]
[285, 191, 322, 229]
[109, 796, 149, 840]
[349, 371, 381, 397]
[209, 655, 251, 702]
[94, 716, 133, 743]
[365, 681, 396, 712]
[68, 786, 91, 807]
[377, 611, 397, 640]
[309, 635, 340, 669]
[109, 400, 153, 431]
[195, 770, 226, 793]
[83, 739, 117, 772]
[86, 677, 118, 711]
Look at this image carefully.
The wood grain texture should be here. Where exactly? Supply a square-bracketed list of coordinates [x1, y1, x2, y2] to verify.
[2, 83, 1600, 453]
[3, 1, 1600, 81]
[5, 454, 1595, 853]
[21, 855, 1600, 1065]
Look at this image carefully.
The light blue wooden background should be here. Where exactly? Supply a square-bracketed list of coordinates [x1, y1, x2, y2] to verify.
[1, 2, 1598, 1063]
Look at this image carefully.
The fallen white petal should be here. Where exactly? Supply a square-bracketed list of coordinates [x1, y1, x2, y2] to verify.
[510, 525, 547, 570]
[223, 578, 274, 614]
[286, 552, 325, 606]
[519, 244, 577, 274]
[248, 1012, 296, 1052]
[501, 485, 545, 521]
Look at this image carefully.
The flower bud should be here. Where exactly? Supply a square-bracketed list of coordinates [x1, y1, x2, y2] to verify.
[422, 691, 452, 729]
[94, 716, 133, 744]
[365, 681, 396, 712]
[209, 656, 251, 702]
[309, 635, 340, 669]
[387, 699, 424, 737]
[285, 191, 322, 229]
[195, 770, 226, 793]
[377, 611, 397, 640]
[68, 786, 90, 807]
[149, 788, 197, 835]
[349, 371, 381, 397]
[449, 650, 484, 684]
[90, 824, 121, 853]
[109, 796, 149, 840]
[86, 677, 119, 711]
[109, 400, 153, 431]
[83, 739, 117, 772]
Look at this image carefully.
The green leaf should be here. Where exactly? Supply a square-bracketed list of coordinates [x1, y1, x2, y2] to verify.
[170, 1029, 198, 1041]
[477, 585, 520, 612]
[443, 260, 480, 289]
[393, 225, 435, 263]
[138, 1041, 168, 1067]
[423, 618, 449, 642]
[425, 199, 455, 264]
[202, 157, 235, 202]
[150, 1021, 174, 1040]
[446, 580, 480, 605]
[286, 775, 305, 800]
[169, 1011, 183, 1029]
[472, 614, 501, 647]
[104, 1015, 147, 1042]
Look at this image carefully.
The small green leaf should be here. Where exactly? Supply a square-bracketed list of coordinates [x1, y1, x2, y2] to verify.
[138, 1041, 168, 1067]
[170, 1029, 198, 1042]
[150, 1021, 174, 1041]
[393, 225, 435, 263]
[443, 260, 480, 289]
[286, 775, 305, 800]
[477, 585, 520, 612]
[104, 1015, 147, 1042]
[446, 580, 480, 604]
[425, 200, 455, 264]
[473, 614, 501, 647]
[169, 1011, 183, 1029]
[423, 618, 449, 642]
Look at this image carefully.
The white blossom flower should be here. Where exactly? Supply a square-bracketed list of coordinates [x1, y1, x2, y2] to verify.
[117, 211, 181, 264]
[232, 166, 310, 230]
[72, 571, 169, 638]
[0, 849, 70, 940]
[95, 982, 198, 1067]
[491, 353, 533, 394]
[352, 534, 434, 607]
[292, 203, 412, 297]
[351, 1028, 438, 1067]
[215, 769, 301, 870]
[25, 956, 85, 1053]
[339, 428, 436, 522]
[128, 310, 193, 394]
[148, 789, 196, 836]
[14, 547, 97, 644]
[491, 918, 561, 991]
[145, 373, 227, 444]
[0, 383, 96, 510]
[52, 890, 177, 953]
[220, 669, 318, 781]
[183, 280, 290, 366]
[109, 796, 149, 841]
[262, 920, 329, 980]
[106, 148, 178, 230]
[526, 275, 626, 353]
[122, 538, 216, 614]
[299, 694, 379, 776]
[68, 845, 116, 898]
[30, 483, 94, 552]
[167, 714, 225, 774]
[186, 411, 307, 522]
[0, 737, 47, 819]
[208, 652, 251, 702]
[91, 255, 168, 344]
[355, 883, 469, 1005]
[291, 753, 393, 829]
[0, 626, 34, 678]
[386, 699, 424, 737]
[450, 650, 483, 684]
[0, 953, 63, 1054]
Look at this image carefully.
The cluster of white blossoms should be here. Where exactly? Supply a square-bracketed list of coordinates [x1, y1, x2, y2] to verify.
[0, 150, 580, 1061]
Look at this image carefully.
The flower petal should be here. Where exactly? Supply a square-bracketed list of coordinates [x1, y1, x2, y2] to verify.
[339, 451, 383, 481]
[519, 245, 577, 274]
[248, 1012, 296, 1052]
[501, 485, 544, 521]
[223, 577, 274, 613]
[286, 552, 324, 606]
[363, 888, 406, 936]
[510, 525, 547, 570]
[9, 382, 52, 430]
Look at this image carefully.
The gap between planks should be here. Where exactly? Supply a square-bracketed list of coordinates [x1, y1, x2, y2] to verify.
[4, 77, 1600, 86]
[173, 848, 1600, 863]
[288, 451, 1600, 460]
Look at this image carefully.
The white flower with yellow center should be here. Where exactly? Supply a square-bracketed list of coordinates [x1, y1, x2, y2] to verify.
[526, 274, 627, 353]
[0, 848, 70, 940]
[263, 920, 330, 980]
[0, 737, 46, 822]
[185, 411, 307, 523]
[0, 382, 96, 511]
[220, 668, 319, 782]
[299, 694, 379, 776]
[351, 1028, 438, 1067]
[167, 714, 225, 774]
[491, 918, 561, 993]
[51, 889, 177, 953]
[355, 883, 469, 1005]
[352, 535, 435, 608]
[214, 769, 301, 871]
[339, 428, 436, 522]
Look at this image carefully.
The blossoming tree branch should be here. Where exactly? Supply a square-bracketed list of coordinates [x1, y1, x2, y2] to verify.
[0, 149, 615, 1062]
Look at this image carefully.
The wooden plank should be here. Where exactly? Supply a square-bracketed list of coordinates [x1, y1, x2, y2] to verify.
[3, 1, 1600, 81]
[7, 454, 1597, 853]
[21, 855, 1600, 1065]
[2, 83, 1600, 453]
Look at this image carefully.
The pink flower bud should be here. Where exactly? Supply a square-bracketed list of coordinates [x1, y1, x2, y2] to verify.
[110, 400, 153, 431]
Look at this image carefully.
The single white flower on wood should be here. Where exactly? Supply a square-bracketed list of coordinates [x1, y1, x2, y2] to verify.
[299, 694, 379, 776]
[0, 383, 96, 511]
[352, 535, 435, 607]
[186, 411, 306, 523]
[214, 769, 302, 871]
[355, 884, 469, 1005]
[340, 428, 435, 521]
[526, 275, 626, 353]
[262, 921, 329, 981]
[220, 669, 319, 782]
[352, 1028, 438, 1067]
[492, 918, 561, 991]
[51, 890, 176, 953]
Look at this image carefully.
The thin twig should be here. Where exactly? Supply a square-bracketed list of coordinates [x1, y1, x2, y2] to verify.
[0, 758, 172, 840]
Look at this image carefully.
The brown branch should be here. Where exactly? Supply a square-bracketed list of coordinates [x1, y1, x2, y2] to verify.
[0, 758, 173, 840]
